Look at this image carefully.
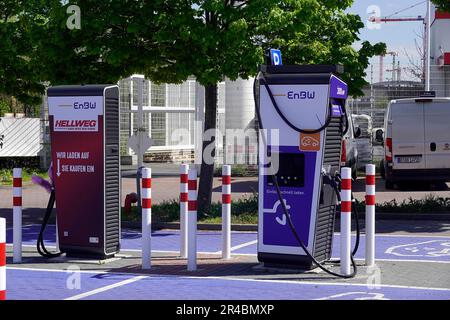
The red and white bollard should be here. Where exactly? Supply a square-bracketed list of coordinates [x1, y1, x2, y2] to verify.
[141, 167, 152, 269]
[365, 164, 376, 266]
[0, 217, 6, 300]
[180, 164, 189, 258]
[13, 168, 22, 263]
[222, 165, 231, 259]
[340, 167, 352, 276]
[187, 168, 197, 271]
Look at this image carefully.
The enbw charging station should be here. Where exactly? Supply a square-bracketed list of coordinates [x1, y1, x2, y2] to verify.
[255, 50, 357, 276]
[46, 85, 121, 259]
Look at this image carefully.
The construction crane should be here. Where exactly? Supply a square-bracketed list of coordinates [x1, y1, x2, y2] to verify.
[368, 1, 429, 84]
[381, 52, 400, 82]
[369, 0, 426, 24]
[369, 16, 424, 23]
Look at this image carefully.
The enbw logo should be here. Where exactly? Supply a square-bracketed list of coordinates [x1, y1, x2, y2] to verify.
[287, 91, 315, 100]
[337, 87, 346, 96]
[74, 102, 96, 109]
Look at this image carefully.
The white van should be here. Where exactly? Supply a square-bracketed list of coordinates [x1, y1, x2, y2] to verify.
[380, 96, 450, 188]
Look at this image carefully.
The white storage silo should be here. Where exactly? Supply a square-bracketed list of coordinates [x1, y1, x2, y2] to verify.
[224, 77, 257, 165]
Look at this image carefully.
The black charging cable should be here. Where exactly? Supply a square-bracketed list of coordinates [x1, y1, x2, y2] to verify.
[254, 74, 357, 278]
[37, 188, 62, 258]
[325, 173, 361, 262]
[259, 78, 350, 135]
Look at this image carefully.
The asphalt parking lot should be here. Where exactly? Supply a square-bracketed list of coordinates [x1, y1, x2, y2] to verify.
[3, 224, 450, 300]
[1, 168, 450, 300]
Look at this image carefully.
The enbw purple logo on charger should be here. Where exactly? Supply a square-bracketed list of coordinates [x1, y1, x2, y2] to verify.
[287, 90, 315, 99]
[74, 101, 96, 109]
[336, 87, 346, 96]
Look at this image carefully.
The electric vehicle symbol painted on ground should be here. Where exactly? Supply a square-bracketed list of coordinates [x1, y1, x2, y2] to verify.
[385, 240, 450, 258]
[263, 200, 290, 226]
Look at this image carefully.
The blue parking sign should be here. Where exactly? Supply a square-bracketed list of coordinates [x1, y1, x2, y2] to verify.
[270, 49, 282, 66]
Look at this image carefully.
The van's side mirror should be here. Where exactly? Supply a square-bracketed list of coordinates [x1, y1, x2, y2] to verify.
[354, 127, 361, 138]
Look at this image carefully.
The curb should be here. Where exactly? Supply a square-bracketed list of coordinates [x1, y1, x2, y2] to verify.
[0, 181, 34, 189]
[366, 212, 450, 221]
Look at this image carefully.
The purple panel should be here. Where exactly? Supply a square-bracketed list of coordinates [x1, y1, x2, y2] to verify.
[263, 146, 316, 247]
[331, 103, 343, 117]
[329, 76, 348, 99]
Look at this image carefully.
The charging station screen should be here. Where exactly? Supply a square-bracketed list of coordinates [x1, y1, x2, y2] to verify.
[267, 153, 305, 188]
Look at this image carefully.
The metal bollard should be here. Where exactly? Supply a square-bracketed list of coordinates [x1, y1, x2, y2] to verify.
[141, 167, 152, 269]
[365, 164, 376, 266]
[222, 165, 231, 259]
[13, 168, 22, 263]
[340, 167, 352, 276]
[179, 164, 189, 258]
[187, 169, 197, 271]
[0, 218, 6, 300]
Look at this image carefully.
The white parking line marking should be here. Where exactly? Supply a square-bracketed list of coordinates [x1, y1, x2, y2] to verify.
[64, 275, 147, 300]
[230, 240, 258, 252]
[7, 266, 109, 274]
[315, 292, 389, 300]
[213, 240, 258, 254]
[202, 276, 450, 292]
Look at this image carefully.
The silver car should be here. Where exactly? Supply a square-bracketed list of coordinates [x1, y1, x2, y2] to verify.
[341, 112, 360, 179]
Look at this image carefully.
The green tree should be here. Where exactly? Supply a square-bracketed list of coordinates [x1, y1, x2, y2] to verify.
[433, 0, 450, 12]
[147, 0, 386, 214]
[0, 96, 11, 117]
[30, 0, 385, 214]
[29, 0, 168, 85]
[0, 1, 44, 105]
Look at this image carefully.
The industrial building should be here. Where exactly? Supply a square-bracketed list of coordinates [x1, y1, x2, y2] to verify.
[117, 76, 257, 166]
[430, 4, 450, 96]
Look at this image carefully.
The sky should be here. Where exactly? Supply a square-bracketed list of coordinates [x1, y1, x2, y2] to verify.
[347, 0, 429, 82]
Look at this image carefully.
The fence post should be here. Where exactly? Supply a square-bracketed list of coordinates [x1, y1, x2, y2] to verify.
[141, 167, 152, 270]
[365, 164, 376, 266]
[0, 218, 6, 300]
[187, 169, 197, 271]
[13, 168, 22, 263]
[222, 165, 231, 259]
[180, 164, 189, 258]
[340, 167, 352, 276]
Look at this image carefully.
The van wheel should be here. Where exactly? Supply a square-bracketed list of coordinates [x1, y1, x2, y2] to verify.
[385, 179, 394, 190]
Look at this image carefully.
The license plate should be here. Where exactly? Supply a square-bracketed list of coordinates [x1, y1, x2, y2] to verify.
[397, 156, 421, 163]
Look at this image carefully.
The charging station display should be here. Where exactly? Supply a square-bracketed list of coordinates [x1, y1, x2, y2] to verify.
[256, 65, 348, 268]
[48, 85, 120, 258]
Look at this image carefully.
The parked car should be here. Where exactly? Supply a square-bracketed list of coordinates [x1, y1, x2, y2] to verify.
[372, 127, 384, 146]
[341, 112, 361, 179]
[378, 96, 450, 189]
[352, 114, 373, 167]
[352, 114, 372, 138]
